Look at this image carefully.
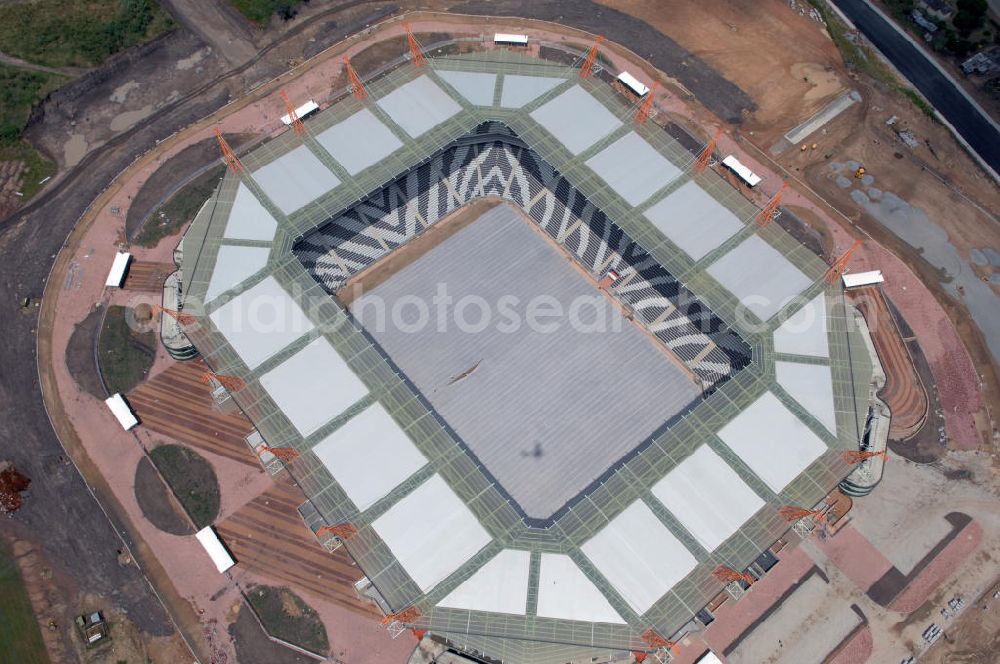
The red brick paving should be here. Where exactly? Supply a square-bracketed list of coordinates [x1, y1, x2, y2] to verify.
[813, 523, 894, 592]
[888, 519, 983, 613]
[825, 624, 873, 664]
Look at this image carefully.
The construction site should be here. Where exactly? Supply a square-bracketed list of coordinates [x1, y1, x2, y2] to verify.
[18, 4, 1000, 664]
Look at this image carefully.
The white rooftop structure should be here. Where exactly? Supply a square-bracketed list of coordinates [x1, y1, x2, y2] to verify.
[223, 183, 278, 242]
[773, 294, 830, 358]
[438, 549, 530, 615]
[694, 651, 724, 664]
[717, 391, 828, 493]
[280, 100, 319, 125]
[208, 276, 314, 369]
[372, 474, 491, 592]
[377, 75, 462, 138]
[616, 71, 649, 96]
[722, 155, 762, 187]
[204, 245, 270, 303]
[581, 500, 697, 615]
[251, 144, 340, 215]
[104, 393, 138, 430]
[499, 74, 564, 108]
[643, 181, 745, 260]
[536, 554, 625, 623]
[438, 70, 497, 106]
[105, 251, 131, 288]
[494, 33, 528, 45]
[651, 445, 765, 552]
[195, 526, 236, 573]
[842, 270, 885, 288]
[776, 361, 838, 434]
[530, 85, 622, 155]
[585, 131, 681, 206]
[707, 234, 812, 321]
[259, 336, 368, 437]
[311, 402, 426, 510]
[315, 109, 403, 175]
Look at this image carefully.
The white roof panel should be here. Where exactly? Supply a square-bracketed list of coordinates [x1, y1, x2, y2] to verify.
[843, 270, 885, 288]
[438, 70, 497, 106]
[281, 100, 319, 125]
[500, 74, 564, 108]
[104, 393, 138, 430]
[315, 108, 403, 175]
[105, 251, 131, 288]
[195, 526, 236, 573]
[204, 245, 270, 303]
[651, 445, 765, 552]
[776, 361, 838, 434]
[585, 131, 681, 206]
[773, 294, 829, 358]
[372, 474, 492, 592]
[706, 235, 813, 321]
[438, 549, 530, 615]
[536, 553, 625, 624]
[251, 145, 340, 215]
[312, 402, 426, 510]
[717, 391, 828, 493]
[722, 155, 762, 186]
[530, 85, 622, 155]
[208, 276, 314, 369]
[494, 33, 528, 44]
[581, 501, 696, 615]
[224, 183, 278, 242]
[259, 336, 368, 437]
[643, 181, 744, 260]
[616, 71, 649, 96]
[377, 75, 462, 138]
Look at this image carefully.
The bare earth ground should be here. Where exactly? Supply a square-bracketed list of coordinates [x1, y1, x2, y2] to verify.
[8, 1, 999, 663]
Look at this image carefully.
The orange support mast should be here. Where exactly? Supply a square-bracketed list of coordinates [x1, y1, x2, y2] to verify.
[152, 304, 197, 326]
[779, 505, 827, 523]
[842, 449, 888, 464]
[579, 35, 605, 78]
[381, 606, 422, 626]
[200, 372, 246, 392]
[316, 522, 358, 540]
[712, 564, 755, 586]
[258, 445, 300, 464]
[633, 81, 659, 124]
[825, 239, 863, 284]
[343, 56, 368, 101]
[403, 21, 426, 67]
[755, 181, 788, 228]
[280, 89, 306, 136]
[213, 128, 243, 173]
[694, 128, 724, 174]
[640, 629, 679, 656]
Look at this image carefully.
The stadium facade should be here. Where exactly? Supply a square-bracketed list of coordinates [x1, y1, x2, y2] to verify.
[178, 49, 878, 663]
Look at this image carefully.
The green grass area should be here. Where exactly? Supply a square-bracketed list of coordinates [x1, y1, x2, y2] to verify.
[0, 0, 174, 69]
[149, 444, 220, 529]
[229, 0, 302, 25]
[0, 540, 50, 664]
[97, 305, 156, 395]
[247, 586, 329, 655]
[0, 141, 56, 200]
[135, 165, 225, 248]
[0, 64, 64, 203]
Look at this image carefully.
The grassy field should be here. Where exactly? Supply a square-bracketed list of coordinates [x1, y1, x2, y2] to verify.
[0, 541, 50, 664]
[97, 305, 156, 395]
[0, 0, 174, 69]
[149, 444, 220, 529]
[229, 0, 301, 25]
[246, 585, 329, 655]
[135, 165, 225, 248]
[0, 64, 63, 201]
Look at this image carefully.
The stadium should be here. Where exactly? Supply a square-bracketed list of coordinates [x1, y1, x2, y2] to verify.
[177, 45, 878, 663]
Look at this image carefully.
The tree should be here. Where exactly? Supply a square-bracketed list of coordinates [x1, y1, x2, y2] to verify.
[954, 0, 988, 35]
[0, 463, 30, 515]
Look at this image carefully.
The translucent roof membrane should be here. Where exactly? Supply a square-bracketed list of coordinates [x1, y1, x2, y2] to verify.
[376, 75, 462, 138]
[438, 549, 531, 615]
[530, 85, 622, 155]
[315, 108, 403, 175]
[585, 131, 681, 206]
[643, 181, 744, 261]
[251, 144, 340, 215]
[707, 235, 812, 321]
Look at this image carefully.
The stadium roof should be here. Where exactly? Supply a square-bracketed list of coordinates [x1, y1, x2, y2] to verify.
[179, 49, 875, 663]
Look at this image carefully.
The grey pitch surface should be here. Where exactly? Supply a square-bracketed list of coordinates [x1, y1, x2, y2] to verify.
[351, 205, 699, 519]
[530, 85, 622, 155]
[585, 131, 681, 206]
[315, 109, 403, 175]
[376, 75, 462, 138]
[707, 235, 812, 321]
[643, 181, 745, 260]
